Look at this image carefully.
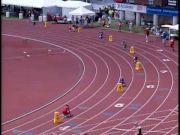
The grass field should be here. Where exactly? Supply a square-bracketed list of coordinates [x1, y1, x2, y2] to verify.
[92, 20, 145, 33]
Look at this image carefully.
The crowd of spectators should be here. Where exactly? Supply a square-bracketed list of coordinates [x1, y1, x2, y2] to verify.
[2, 5, 41, 20]
[69, 15, 94, 27]
[94, 6, 136, 29]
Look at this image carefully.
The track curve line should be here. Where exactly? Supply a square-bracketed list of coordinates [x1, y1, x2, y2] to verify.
[2, 34, 85, 126]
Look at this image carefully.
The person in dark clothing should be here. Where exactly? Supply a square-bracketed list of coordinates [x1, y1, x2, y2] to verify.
[99, 31, 104, 39]
[137, 126, 142, 135]
[161, 31, 168, 46]
[133, 56, 138, 64]
[122, 40, 128, 49]
[120, 78, 126, 87]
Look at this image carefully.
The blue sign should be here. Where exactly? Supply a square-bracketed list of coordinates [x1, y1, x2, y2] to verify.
[147, 7, 178, 16]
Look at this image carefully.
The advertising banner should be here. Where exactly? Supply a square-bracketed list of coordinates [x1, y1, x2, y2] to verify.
[115, 3, 146, 13]
[147, 7, 178, 16]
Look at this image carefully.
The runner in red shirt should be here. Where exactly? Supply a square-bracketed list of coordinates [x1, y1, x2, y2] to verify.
[62, 105, 72, 118]
[170, 37, 175, 51]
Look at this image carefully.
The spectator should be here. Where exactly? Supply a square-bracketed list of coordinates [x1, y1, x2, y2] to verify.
[145, 27, 150, 42]
[28, 10, 31, 21]
[71, 15, 74, 24]
[79, 16, 83, 25]
[117, 20, 122, 32]
[128, 21, 133, 32]
[75, 16, 79, 25]
[107, 16, 112, 27]
[102, 19, 106, 28]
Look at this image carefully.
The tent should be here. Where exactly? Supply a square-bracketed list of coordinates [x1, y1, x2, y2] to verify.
[60, 1, 93, 19]
[69, 6, 95, 16]
[2, 0, 66, 8]
[42, 1, 92, 18]
[2, 0, 44, 8]
[2, 0, 93, 20]
[170, 24, 179, 30]
[59, 1, 92, 8]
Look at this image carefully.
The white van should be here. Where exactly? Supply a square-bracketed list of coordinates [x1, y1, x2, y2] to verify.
[161, 24, 179, 40]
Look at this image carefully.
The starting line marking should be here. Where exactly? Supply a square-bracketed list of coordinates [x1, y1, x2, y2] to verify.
[114, 103, 124, 108]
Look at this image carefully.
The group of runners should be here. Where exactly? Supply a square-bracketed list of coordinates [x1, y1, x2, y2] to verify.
[60, 24, 177, 135]
[98, 28, 176, 51]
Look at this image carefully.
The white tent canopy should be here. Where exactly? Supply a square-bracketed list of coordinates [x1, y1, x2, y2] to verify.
[59, 1, 92, 8]
[43, 0, 65, 7]
[2, 0, 45, 8]
[69, 6, 95, 16]
[2, 0, 92, 8]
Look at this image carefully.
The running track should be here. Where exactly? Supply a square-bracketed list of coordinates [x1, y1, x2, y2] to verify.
[2, 19, 178, 135]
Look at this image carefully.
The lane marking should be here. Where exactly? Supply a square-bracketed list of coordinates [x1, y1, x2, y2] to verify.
[114, 103, 124, 108]
[129, 103, 142, 110]
[146, 85, 155, 88]
[59, 126, 70, 131]
[162, 59, 170, 62]
[135, 73, 145, 76]
[68, 121, 78, 126]
[156, 49, 163, 52]
[153, 95, 165, 100]
[102, 112, 114, 116]
[12, 129, 24, 134]
[159, 88, 169, 91]
[2, 34, 85, 126]
[160, 70, 168, 73]
[72, 128, 82, 133]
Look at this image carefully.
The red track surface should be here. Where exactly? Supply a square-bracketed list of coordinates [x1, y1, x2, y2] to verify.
[2, 19, 178, 135]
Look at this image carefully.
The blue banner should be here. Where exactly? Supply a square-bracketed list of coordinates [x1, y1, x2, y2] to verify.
[147, 7, 178, 16]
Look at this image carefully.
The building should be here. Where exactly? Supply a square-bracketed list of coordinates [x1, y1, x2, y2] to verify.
[113, 0, 178, 26]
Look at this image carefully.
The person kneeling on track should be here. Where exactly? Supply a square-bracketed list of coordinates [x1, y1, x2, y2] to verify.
[62, 105, 72, 118]
[133, 56, 138, 64]
[120, 78, 126, 87]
